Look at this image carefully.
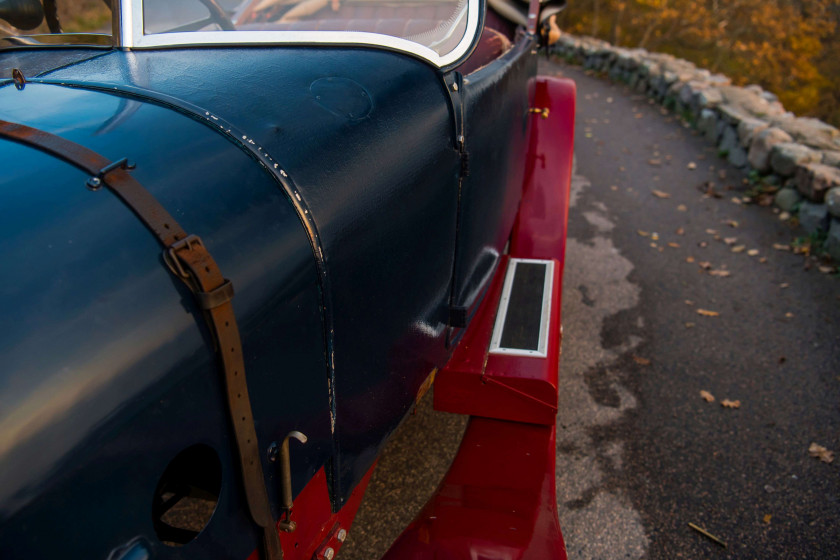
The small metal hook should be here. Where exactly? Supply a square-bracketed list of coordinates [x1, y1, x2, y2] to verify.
[277, 430, 307, 532]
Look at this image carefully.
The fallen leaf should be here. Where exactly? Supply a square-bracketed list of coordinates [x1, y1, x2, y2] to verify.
[731, 245, 746, 253]
[685, 300, 695, 306]
[763, 514, 772, 524]
[785, 312, 794, 318]
[634, 113, 643, 119]
[724, 237, 738, 245]
[773, 244, 791, 251]
[687, 162, 697, 170]
[686, 256, 696, 263]
[742, 196, 751, 203]
[677, 204, 688, 212]
[700, 390, 715, 403]
[698, 261, 713, 270]
[747, 249, 760, 256]
[779, 211, 791, 220]
[685, 322, 696, 328]
[809, 443, 834, 464]
[709, 269, 731, 277]
[731, 197, 742, 205]
[726, 220, 739, 228]
[780, 283, 790, 288]
[651, 232, 660, 240]
[668, 242, 680, 248]
[759, 257, 768, 264]
[648, 158, 662, 166]
[637, 230, 650, 237]
[633, 356, 651, 366]
[706, 229, 718, 235]
[650, 242, 658, 248]
[651, 189, 671, 198]
[676, 227, 685, 235]
[606, 97, 613, 103]
[610, 185, 618, 191]
[757, 193, 774, 206]
[819, 266, 835, 274]
[721, 399, 741, 408]
[697, 309, 719, 317]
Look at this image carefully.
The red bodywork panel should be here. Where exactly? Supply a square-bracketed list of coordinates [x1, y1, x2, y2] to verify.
[247, 464, 374, 560]
[381, 418, 564, 560]
[434, 254, 561, 426]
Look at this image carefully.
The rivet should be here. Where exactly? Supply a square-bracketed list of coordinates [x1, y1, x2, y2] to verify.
[86, 176, 102, 191]
[337, 529, 347, 542]
[452, 82, 458, 92]
[323, 547, 335, 560]
[267, 441, 279, 462]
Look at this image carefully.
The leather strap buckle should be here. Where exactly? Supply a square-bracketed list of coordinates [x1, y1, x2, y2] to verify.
[165, 234, 204, 279]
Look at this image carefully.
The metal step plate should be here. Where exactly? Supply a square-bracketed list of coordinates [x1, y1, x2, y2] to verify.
[489, 258, 554, 358]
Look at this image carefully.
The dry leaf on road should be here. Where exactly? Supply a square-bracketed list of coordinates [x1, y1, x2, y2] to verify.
[633, 356, 651, 366]
[725, 220, 739, 228]
[697, 309, 720, 317]
[819, 266, 835, 274]
[700, 390, 715, 403]
[637, 230, 650, 237]
[709, 270, 731, 277]
[773, 244, 791, 251]
[724, 237, 738, 245]
[686, 256, 696, 263]
[747, 249, 760, 256]
[676, 227, 685, 235]
[687, 162, 697, 170]
[763, 514, 772, 524]
[648, 158, 662, 166]
[677, 204, 688, 212]
[668, 242, 680, 248]
[651, 189, 671, 198]
[706, 229, 718, 235]
[809, 443, 835, 464]
[698, 261, 713, 270]
[721, 399, 741, 408]
[731, 245, 746, 253]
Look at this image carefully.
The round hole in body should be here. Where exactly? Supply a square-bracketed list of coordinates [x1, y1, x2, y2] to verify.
[152, 444, 222, 547]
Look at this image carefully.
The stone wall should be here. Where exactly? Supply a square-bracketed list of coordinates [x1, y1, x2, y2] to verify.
[551, 34, 840, 261]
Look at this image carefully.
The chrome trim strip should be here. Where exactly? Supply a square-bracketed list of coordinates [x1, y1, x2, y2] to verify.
[119, 0, 481, 68]
[489, 258, 554, 359]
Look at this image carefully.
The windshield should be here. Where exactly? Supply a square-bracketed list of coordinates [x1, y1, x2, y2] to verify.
[0, 0, 479, 66]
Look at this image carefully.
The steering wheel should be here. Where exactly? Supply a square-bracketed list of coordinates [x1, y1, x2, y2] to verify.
[41, 0, 236, 34]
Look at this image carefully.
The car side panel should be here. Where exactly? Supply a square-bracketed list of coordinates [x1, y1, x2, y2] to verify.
[450, 38, 537, 331]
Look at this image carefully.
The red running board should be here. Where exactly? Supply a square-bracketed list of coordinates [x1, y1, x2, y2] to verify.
[382, 76, 576, 560]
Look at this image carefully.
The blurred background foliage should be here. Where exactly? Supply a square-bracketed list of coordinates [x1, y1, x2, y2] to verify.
[557, 0, 840, 126]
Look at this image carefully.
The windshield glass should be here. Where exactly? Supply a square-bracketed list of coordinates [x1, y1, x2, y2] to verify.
[141, 0, 470, 58]
[0, 0, 477, 65]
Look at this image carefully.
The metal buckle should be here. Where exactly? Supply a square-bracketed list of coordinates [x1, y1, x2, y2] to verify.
[165, 234, 204, 279]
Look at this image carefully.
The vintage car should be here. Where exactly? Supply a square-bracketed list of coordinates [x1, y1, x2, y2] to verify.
[0, 0, 575, 558]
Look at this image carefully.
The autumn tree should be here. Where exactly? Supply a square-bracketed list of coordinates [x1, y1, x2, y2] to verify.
[559, 0, 840, 126]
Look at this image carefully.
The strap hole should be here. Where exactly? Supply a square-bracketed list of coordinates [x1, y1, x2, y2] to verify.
[164, 223, 170, 230]
[205, 266, 210, 272]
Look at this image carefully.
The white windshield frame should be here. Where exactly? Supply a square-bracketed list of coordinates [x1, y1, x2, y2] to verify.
[119, 0, 481, 67]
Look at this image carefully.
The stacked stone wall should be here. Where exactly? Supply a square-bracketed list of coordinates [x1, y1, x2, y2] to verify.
[552, 34, 840, 260]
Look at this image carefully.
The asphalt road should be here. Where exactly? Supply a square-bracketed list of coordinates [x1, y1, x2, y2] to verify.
[340, 58, 840, 560]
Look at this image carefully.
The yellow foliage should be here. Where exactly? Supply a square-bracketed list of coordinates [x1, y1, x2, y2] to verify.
[559, 0, 840, 127]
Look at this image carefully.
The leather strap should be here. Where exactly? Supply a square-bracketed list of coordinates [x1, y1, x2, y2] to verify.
[0, 120, 283, 560]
